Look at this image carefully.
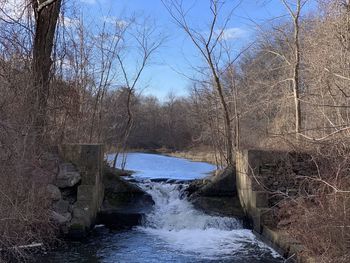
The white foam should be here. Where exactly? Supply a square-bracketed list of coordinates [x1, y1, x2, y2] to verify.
[138, 182, 281, 259]
[141, 183, 241, 230]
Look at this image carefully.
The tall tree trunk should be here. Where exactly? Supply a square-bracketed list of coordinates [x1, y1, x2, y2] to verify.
[207, 51, 234, 165]
[292, 2, 302, 136]
[282, 0, 302, 137]
[233, 83, 240, 150]
[112, 88, 134, 170]
[32, 0, 62, 148]
[212, 72, 234, 165]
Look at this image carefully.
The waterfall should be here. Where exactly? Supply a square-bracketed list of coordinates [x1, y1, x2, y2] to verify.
[37, 153, 283, 263]
[140, 182, 241, 230]
[137, 181, 280, 260]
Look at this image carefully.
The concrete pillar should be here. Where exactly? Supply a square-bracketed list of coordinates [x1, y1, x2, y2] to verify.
[59, 144, 105, 238]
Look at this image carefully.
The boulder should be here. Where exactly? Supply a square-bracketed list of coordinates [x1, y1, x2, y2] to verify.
[186, 178, 211, 196]
[190, 166, 237, 197]
[47, 184, 62, 201]
[51, 211, 72, 225]
[53, 199, 70, 214]
[99, 170, 154, 229]
[103, 171, 154, 209]
[190, 196, 245, 218]
[187, 166, 244, 218]
[55, 163, 81, 188]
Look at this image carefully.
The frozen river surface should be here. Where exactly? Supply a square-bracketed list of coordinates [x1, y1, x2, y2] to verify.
[107, 152, 216, 180]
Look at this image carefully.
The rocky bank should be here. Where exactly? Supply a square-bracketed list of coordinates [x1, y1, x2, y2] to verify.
[186, 166, 245, 218]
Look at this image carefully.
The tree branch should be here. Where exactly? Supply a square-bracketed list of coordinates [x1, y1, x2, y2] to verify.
[37, 0, 57, 13]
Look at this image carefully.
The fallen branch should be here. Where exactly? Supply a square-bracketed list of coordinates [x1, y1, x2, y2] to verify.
[0, 243, 43, 252]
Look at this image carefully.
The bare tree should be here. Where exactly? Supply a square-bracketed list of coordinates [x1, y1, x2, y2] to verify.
[88, 19, 129, 143]
[111, 18, 164, 169]
[162, 0, 241, 165]
[280, 0, 305, 138]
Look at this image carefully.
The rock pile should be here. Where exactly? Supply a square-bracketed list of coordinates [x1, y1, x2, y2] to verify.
[47, 163, 81, 233]
[48, 161, 155, 235]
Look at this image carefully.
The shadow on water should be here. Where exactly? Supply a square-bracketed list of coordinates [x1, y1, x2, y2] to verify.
[36, 226, 283, 263]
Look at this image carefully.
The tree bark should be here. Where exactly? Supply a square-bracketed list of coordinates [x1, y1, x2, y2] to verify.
[282, 0, 302, 137]
[32, 0, 62, 147]
[212, 73, 234, 165]
[292, 1, 302, 136]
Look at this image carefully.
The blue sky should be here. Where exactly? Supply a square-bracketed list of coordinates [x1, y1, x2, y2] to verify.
[73, 0, 316, 100]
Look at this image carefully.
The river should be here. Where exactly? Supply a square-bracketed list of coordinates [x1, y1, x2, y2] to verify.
[37, 153, 283, 263]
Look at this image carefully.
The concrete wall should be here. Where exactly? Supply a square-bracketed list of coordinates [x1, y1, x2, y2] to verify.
[236, 149, 271, 232]
[59, 144, 105, 238]
[236, 149, 315, 263]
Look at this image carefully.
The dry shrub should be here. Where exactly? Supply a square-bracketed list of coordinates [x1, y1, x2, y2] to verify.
[0, 126, 58, 261]
[279, 193, 350, 263]
[276, 142, 350, 262]
[0, 159, 58, 262]
[0, 34, 60, 261]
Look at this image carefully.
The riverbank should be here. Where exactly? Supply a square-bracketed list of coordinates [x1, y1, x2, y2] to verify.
[165, 150, 218, 165]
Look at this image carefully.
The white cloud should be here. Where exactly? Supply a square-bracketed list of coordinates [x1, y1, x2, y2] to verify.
[217, 27, 247, 41]
[101, 16, 129, 29]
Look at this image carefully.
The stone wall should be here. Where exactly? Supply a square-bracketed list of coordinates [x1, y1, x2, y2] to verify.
[236, 149, 316, 263]
[59, 144, 105, 238]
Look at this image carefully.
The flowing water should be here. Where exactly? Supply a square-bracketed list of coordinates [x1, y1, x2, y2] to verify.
[37, 153, 284, 263]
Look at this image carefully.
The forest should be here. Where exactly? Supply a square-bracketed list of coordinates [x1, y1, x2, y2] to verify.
[0, 0, 349, 262]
